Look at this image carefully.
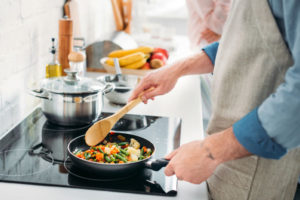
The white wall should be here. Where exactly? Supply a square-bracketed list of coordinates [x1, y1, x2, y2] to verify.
[0, 0, 65, 136]
[0, 0, 115, 136]
[71, 0, 116, 46]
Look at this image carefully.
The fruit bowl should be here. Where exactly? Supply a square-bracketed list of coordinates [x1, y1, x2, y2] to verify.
[100, 57, 155, 76]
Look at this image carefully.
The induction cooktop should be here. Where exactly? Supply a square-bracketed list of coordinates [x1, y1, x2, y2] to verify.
[0, 108, 181, 196]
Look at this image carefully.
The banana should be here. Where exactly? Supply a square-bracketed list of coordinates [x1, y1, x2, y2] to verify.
[108, 46, 154, 58]
[144, 53, 151, 60]
[105, 52, 145, 67]
[123, 59, 147, 69]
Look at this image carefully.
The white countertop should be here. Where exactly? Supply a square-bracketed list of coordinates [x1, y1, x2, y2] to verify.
[0, 73, 208, 200]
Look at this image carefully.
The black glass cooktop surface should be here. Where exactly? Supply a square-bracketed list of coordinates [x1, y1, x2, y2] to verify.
[0, 108, 181, 196]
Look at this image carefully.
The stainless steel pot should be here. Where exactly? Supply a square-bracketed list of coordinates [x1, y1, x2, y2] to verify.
[30, 70, 113, 126]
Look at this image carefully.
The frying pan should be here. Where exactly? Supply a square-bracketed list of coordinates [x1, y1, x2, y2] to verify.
[67, 133, 169, 178]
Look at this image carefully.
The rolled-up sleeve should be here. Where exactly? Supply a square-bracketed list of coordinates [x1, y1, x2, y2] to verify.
[233, 1, 300, 159]
[202, 42, 219, 65]
[233, 108, 287, 159]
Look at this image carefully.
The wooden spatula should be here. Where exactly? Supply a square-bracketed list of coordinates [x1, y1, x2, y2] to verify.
[85, 92, 145, 146]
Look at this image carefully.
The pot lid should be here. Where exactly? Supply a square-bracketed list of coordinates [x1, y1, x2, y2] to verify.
[41, 70, 104, 94]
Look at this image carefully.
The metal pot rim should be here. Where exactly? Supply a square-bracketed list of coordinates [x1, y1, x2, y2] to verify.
[41, 87, 100, 95]
[29, 83, 114, 102]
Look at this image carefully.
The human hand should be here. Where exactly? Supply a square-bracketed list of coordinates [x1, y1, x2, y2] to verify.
[200, 28, 221, 43]
[164, 140, 221, 184]
[164, 127, 251, 184]
[128, 66, 180, 103]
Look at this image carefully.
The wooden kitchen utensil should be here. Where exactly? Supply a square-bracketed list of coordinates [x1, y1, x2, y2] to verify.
[64, 0, 71, 18]
[59, 17, 73, 75]
[123, 0, 132, 34]
[111, 0, 124, 31]
[85, 89, 150, 146]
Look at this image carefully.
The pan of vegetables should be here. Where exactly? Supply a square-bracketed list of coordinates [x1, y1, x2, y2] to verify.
[67, 132, 169, 178]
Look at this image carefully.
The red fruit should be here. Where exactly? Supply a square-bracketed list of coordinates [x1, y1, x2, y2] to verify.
[141, 62, 151, 70]
[150, 52, 167, 64]
[154, 48, 169, 59]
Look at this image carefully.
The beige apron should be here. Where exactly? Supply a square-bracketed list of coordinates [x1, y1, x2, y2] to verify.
[206, 0, 300, 199]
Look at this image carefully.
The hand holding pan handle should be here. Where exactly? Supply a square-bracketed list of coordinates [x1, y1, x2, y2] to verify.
[145, 158, 170, 171]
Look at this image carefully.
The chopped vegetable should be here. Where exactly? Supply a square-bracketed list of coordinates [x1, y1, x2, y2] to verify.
[73, 136, 152, 164]
[117, 135, 126, 142]
[118, 142, 128, 146]
[138, 156, 145, 160]
[110, 155, 116, 162]
[105, 155, 112, 162]
[119, 148, 129, 156]
[115, 154, 127, 163]
[129, 138, 140, 149]
[145, 149, 152, 157]
[95, 153, 104, 161]
[84, 152, 91, 160]
[98, 147, 104, 154]
[142, 146, 147, 153]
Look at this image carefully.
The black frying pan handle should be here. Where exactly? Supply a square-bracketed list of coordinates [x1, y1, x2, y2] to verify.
[145, 158, 169, 171]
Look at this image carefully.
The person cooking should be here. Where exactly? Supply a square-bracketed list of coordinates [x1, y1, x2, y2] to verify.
[129, 0, 300, 199]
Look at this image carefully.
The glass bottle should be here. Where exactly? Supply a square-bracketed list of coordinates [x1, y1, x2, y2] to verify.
[46, 38, 62, 78]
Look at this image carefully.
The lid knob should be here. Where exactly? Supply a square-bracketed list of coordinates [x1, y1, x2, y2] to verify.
[64, 69, 80, 84]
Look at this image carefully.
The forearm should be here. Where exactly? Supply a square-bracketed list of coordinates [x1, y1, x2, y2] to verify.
[170, 51, 214, 78]
[204, 127, 251, 163]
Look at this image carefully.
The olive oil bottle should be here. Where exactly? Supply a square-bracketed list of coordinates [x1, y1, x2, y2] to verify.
[46, 38, 62, 78]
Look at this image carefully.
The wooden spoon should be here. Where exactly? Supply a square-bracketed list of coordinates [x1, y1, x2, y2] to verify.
[85, 91, 146, 146]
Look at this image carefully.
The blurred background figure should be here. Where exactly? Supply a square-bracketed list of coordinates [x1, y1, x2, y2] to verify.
[186, 0, 230, 49]
[186, 0, 231, 130]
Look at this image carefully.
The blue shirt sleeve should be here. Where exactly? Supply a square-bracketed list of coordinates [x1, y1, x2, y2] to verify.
[202, 42, 219, 65]
[233, 0, 300, 159]
[233, 108, 287, 159]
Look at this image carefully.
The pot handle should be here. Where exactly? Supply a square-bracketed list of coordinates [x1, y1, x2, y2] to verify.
[102, 83, 114, 94]
[145, 158, 169, 171]
[28, 89, 50, 100]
